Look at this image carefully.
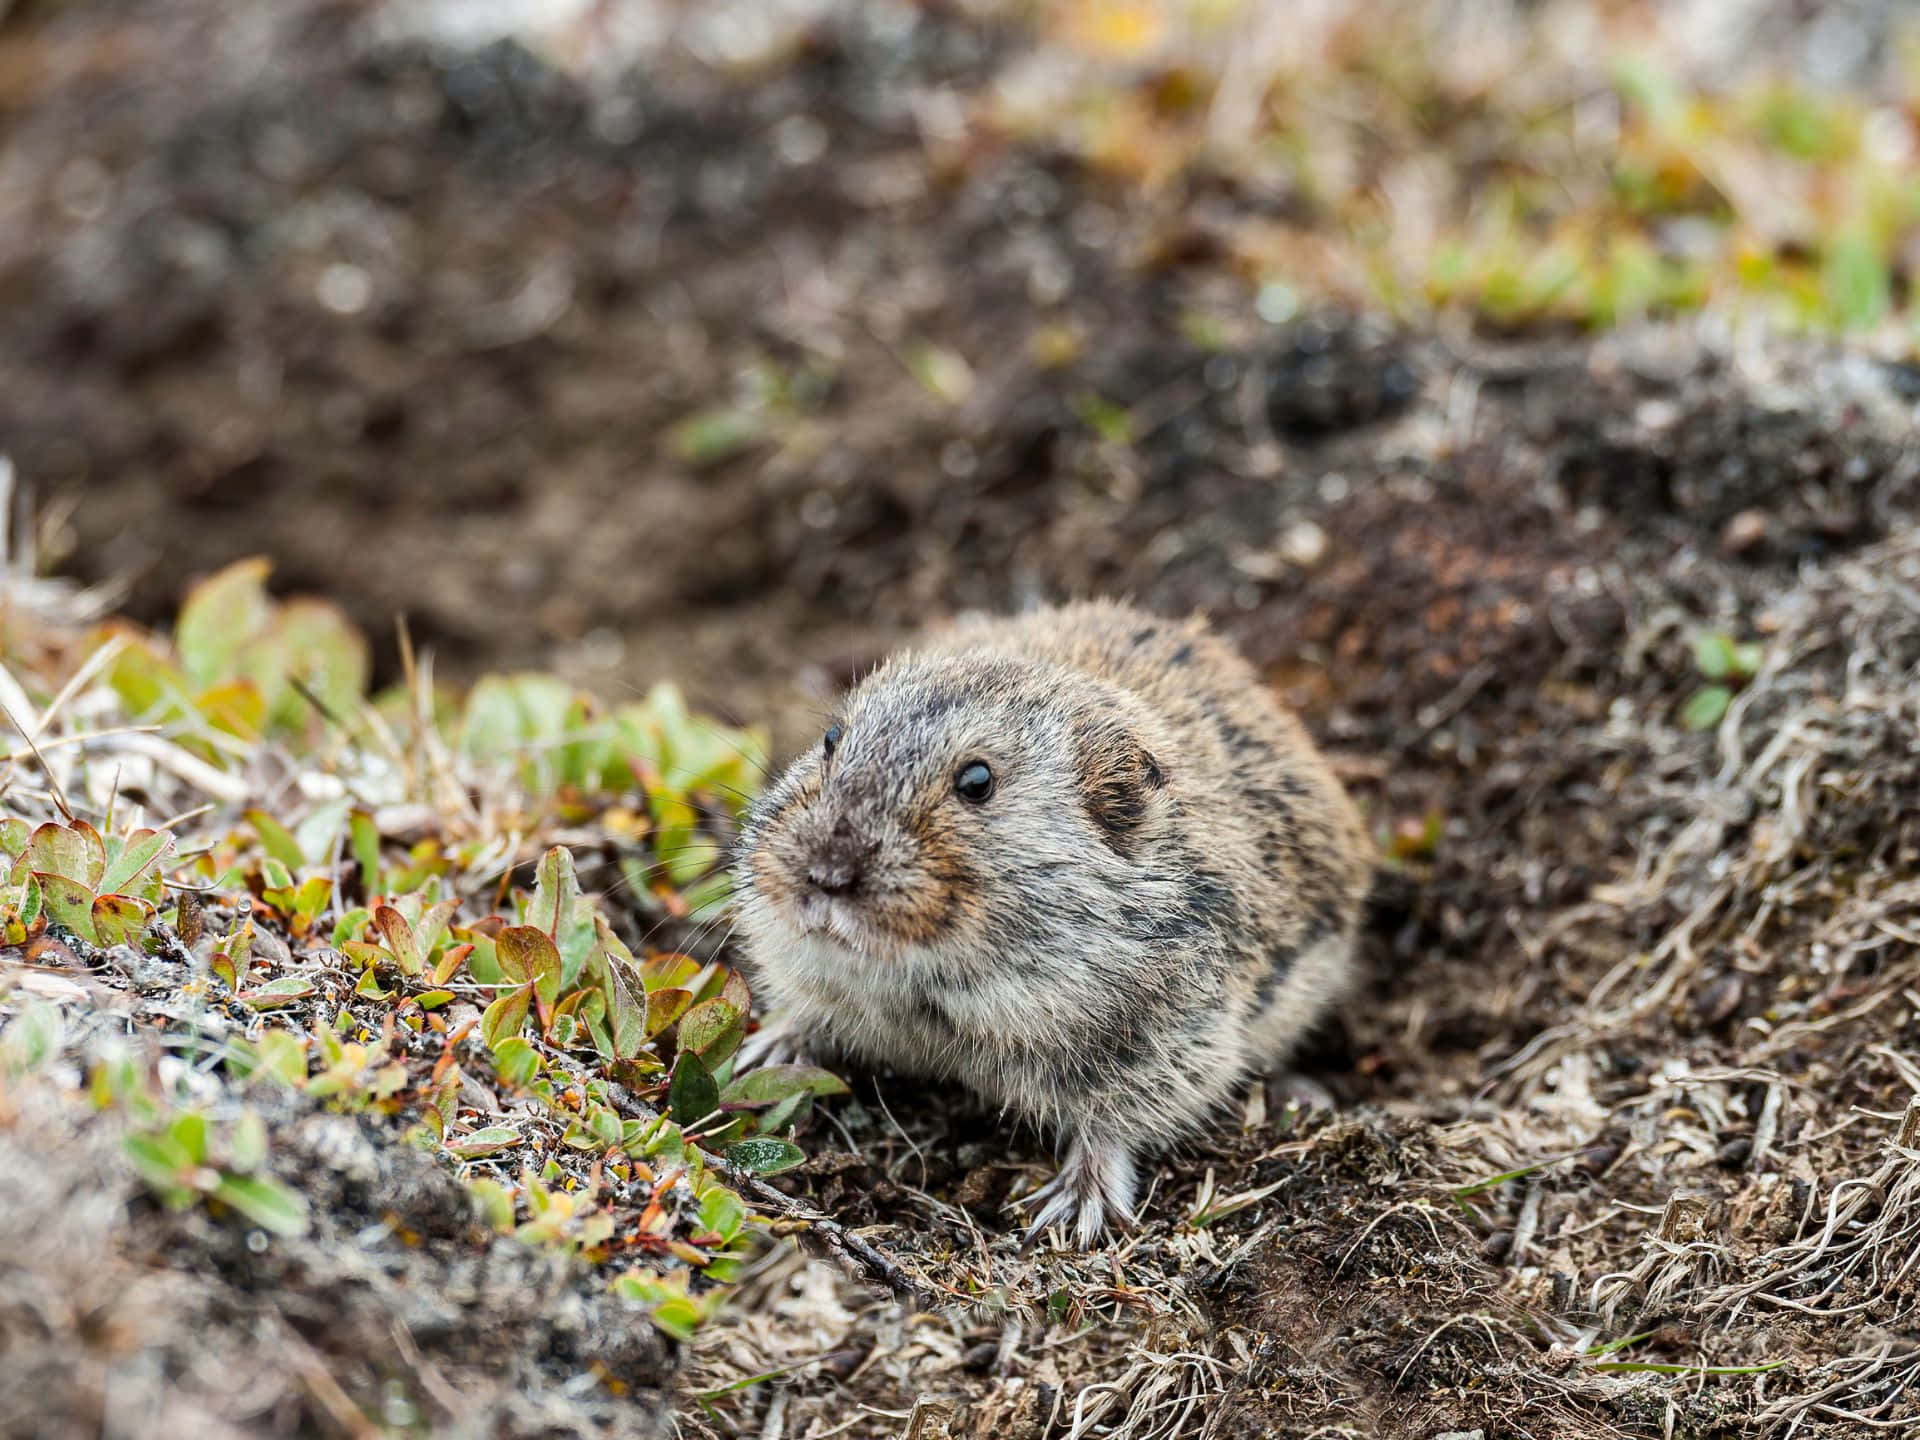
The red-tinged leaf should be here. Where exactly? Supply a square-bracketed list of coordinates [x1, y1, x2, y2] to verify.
[720, 966, 751, 1013]
[600, 934, 648, 1059]
[639, 952, 702, 993]
[91, 893, 154, 948]
[373, 904, 422, 976]
[593, 913, 637, 967]
[527, 846, 580, 938]
[432, 942, 474, 985]
[413, 898, 459, 961]
[645, 988, 692, 1039]
[24, 824, 99, 887]
[497, 926, 562, 1013]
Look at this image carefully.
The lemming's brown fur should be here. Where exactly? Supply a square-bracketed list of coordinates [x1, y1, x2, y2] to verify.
[734, 600, 1372, 1245]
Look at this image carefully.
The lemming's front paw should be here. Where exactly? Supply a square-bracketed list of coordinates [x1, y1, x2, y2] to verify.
[1015, 1135, 1140, 1250]
[735, 1013, 813, 1072]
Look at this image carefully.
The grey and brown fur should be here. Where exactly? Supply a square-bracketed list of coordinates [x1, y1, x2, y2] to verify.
[732, 600, 1372, 1246]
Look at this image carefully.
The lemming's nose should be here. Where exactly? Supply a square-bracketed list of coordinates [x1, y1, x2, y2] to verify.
[807, 823, 872, 895]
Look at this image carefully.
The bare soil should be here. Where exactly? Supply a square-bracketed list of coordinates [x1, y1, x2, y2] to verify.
[2, 3, 1918, 1438]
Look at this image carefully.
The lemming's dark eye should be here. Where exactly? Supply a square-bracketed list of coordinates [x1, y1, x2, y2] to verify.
[823, 723, 843, 759]
[954, 761, 994, 803]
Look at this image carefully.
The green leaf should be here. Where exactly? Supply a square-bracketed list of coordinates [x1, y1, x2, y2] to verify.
[291, 876, 333, 928]
[34, 872, 99, 943]
[482, 984, 533, 1050]
[754, 1090, 813, 1137]
[168, 1111, 210, 1166]
[467, 1178, 517, 1231]
[251, 1030, 310, 1088]
[349, 809, 382, 893]
[229, 1109, 269, 1173]
[268, 598, 370, 729]
[720, 1064, 850, 1108]
[1693, 631, 1737, 681]
[99, 829, 173, 895]
[212, 1173, 311, 1236]
[666, 406, 764, 467]
[1822, 229, 1890, 331]
[676, 999, 743, 1064]
[0, 818, 28, 859]
[724, 1137, 806, 1176]
[123, 1132, 196, 1206]
[412, 898, 459, 963]
[668, 1051, 720, 1127]
[492, 1036, 541, 1089]
[0, 1001, 63, 1075]
[246, 808, 306, 870]
[241, 975, 317, 1010]
[595, 917, 649, 1059]
[1450, 1152, 1575, 1204]
[177, 557, 274, 690]
[17, 872, 43, 927]
[698, 1186, 748, 1243]
[647, 1296, 705, 1343]
[1587, 1330, 1659, 1359]
[331, 907, 372, 948]
[446, 1125, 521, 1159]
[1680, 684, 1732, 732]
[106, 639, 198, 730]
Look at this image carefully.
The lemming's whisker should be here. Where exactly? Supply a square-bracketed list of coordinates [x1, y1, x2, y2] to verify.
[683, 711, 774, 782]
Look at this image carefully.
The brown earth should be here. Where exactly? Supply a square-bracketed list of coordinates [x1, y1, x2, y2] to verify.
[2, 3, 1919, 1438]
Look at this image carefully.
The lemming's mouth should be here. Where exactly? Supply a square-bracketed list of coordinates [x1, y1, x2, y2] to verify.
[787, 888, 900, 960]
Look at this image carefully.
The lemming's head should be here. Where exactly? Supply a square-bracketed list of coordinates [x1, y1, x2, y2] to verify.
[735, 651, 1170, 971]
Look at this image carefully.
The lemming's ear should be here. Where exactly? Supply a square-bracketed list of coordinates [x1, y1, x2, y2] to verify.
[1073, 719, 1166, 855]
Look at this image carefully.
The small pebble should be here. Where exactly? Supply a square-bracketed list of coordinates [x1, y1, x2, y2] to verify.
[1721, 509, 1770, 555]
[1279, 520, 1329, 568]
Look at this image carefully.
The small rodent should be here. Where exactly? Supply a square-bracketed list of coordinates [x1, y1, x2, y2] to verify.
[733, 600, 1371, 1246]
